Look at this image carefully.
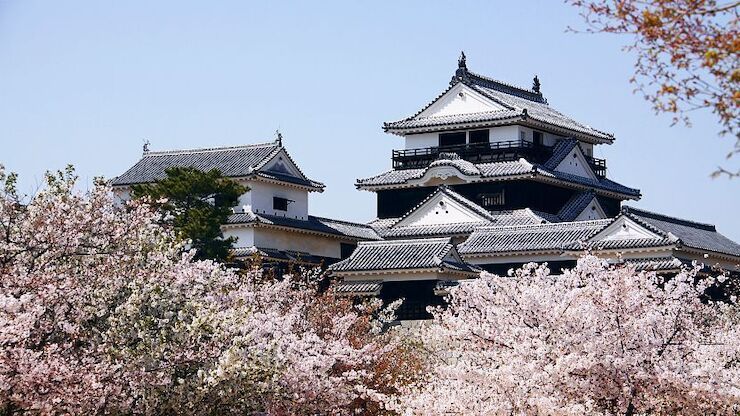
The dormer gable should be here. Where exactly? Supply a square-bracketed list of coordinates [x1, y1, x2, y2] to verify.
[394, 186, 493, 228]
[417, 83, 508, 118]
[573, 197, 607, 221]
[588, 216, 665, 243]
[558, 191, 608, 221]
[258, 148, 306, 180]
[546, 140, 598, 180]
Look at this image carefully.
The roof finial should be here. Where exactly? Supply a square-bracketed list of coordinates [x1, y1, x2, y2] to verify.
[275, 129, 283, 146]
[142, 139, 150, 154]
[532, 75, 541, 94]
[451, 51, 470, 86]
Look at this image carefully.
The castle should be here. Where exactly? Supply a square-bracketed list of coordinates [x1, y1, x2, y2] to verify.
[113, 53, 740, 321]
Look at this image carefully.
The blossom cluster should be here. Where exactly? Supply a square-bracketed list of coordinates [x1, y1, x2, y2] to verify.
[389, 257, 740, 415]
[2, 166, 739, 415]
[0, 167, 406, 415]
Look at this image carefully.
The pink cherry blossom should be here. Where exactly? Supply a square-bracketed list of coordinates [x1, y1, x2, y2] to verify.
[388, 256, 740, 415]
[0, 167, 404, 415]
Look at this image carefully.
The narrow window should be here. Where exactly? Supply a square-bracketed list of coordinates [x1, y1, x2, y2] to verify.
[439, 132, 466, 147]
[468, 129, 490, 144]
[533, 131, 543, 146]
[273, 196, 291, 211]
[479, 190, 505, 207]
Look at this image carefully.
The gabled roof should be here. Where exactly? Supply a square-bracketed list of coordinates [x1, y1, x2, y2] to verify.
[557, 190, 600, 221]
[543, 139, 580, 170]
[368, 186, 559, 239]
[333, 280, 383, 296]
[383, 56, 614, 143]
[458, 219, 610, 255]
[226, 212, 381, 241]
[111, 140, 324, 190]
[232, 246, 329, 264]
[620, 257, 690, 273]
[621, 207, 740, 258]
[395, 184, 497, 224]
[328, 237, 480, 274]
[356, 154, 640, 199]
[371, 204, 555, 239]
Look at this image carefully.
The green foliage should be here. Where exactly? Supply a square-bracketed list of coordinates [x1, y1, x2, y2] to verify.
[132, 167, 247, 262]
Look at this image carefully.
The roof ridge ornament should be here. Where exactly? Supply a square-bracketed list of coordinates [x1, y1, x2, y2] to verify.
[142, 139, 150, 154]
[437, 152, 461, 161]
[275, 129, 283, 146]
[450, 50, 470, 86]
[532, 75, 541, 94]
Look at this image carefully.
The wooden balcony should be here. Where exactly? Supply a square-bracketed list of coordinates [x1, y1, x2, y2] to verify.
[391, 139, 607, 177]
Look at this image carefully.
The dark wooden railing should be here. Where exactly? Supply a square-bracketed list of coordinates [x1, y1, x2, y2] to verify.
[585, 156, 607, 177]
[392, 139, 607, 177]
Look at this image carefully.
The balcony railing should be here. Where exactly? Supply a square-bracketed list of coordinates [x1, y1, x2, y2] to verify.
[585, 156, 607, 178]
[392, 140, 550, 170]
[392, 139, 607, 177]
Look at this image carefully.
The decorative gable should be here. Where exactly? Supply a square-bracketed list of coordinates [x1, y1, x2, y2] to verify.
[554, 144, 597, 180]
[259, 149, 306, 179]
[589, 216, 663, 242]
[394, 191, 491, 228]
[573, 197, 607, 221]
[417, 83, 506, 118]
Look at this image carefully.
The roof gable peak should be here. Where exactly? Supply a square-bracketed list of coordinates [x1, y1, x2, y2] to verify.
[622, 206, 717, 231]
[417, 83, 508, 119]
[450, 52, 546, 104]
[393, 185, 495, 228]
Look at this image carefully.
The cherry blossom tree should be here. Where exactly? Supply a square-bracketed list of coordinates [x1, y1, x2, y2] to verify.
[0, 166, 409, 415]
[389, 256, 740, 415]
[566, 0, 740, 177]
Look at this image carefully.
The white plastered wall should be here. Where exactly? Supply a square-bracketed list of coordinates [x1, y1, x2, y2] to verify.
[252, 227, 342, 258]
[238, 180, 309, 220]
[395, 192, 487, 228]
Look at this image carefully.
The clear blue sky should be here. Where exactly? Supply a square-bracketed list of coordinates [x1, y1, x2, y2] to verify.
[1, 1, 737, 240]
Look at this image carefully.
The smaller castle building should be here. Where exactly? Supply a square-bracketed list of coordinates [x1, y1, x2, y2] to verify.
[111, 138, 380, 267]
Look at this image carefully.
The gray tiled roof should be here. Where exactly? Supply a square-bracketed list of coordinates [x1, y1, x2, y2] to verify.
[333, 280, 383, 295]
[227, 212, 381, 241]
[538, 169, 641, 198]
[378, 221, 493, 238]
[356, 159, 535, 187]
[459, 219, 610, 255]
[373, 208, 555, 239]
[112, 142, 279, 185]
[566, 237, 676, 252]
[623, 207, 740, 258]
[370, 186, 556, 239]
[543, 139, 580, 170]
[384, 109, 523, 130]
[472, 79, 613, 141]
[356, 156, 640, 198]
[620, 257, 689, 272]
[557, 191, 597, 221]
[329, 237, 480, 273]
[111, 141, 324, 189]
[253, 171, 324, 189]
[232, 246, 328, 264]
[428, 153, 481, 176]
[384, 67, 614, 143]
[398, 185, 496, 223]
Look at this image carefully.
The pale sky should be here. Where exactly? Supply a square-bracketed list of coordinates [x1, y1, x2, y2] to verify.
[1, 1, 737, 240]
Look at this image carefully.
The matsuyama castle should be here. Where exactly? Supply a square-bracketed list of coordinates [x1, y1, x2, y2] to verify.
[113, 53, 740, 320]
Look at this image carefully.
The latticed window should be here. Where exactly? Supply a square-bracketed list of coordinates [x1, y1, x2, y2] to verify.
[480, 190, 505, 207]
